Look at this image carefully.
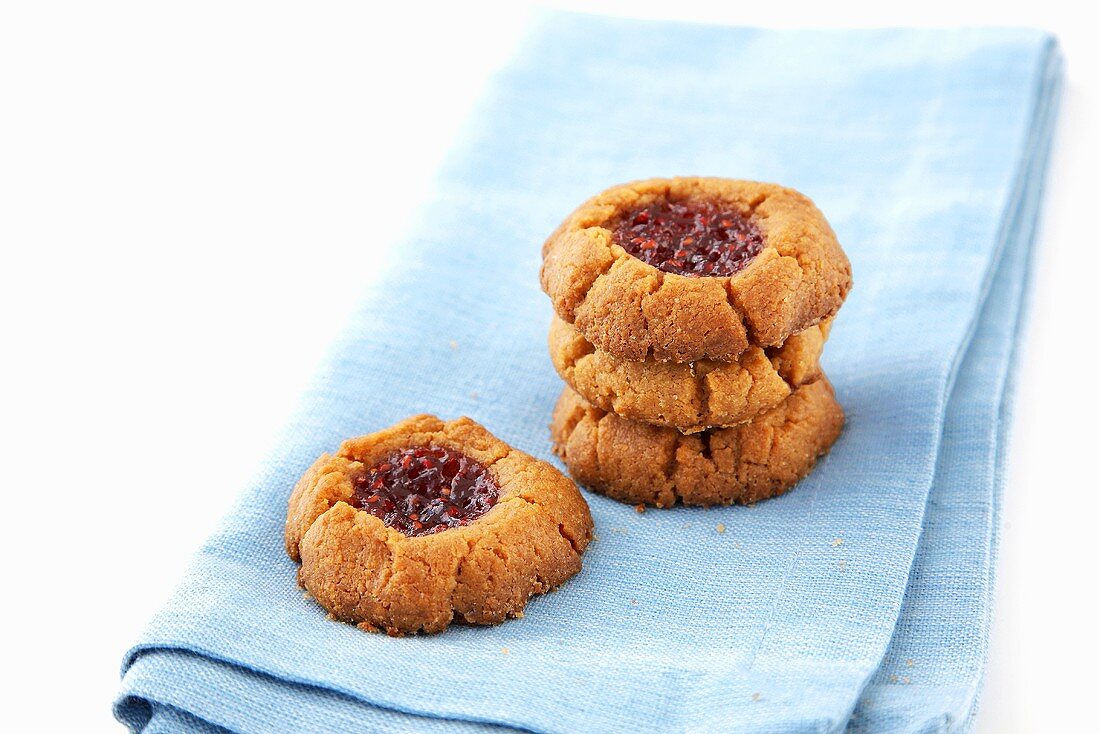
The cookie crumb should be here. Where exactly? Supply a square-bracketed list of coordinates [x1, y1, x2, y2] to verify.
[906, 659, 914, 667]
[832, 537, 844, 547]
[716, 523, 726, 534]
[449, 340, 459, 350]
[889, 675, 898, 683]
[902, 676, 911, 685]
[630, 598, 638, 605]
[501, 647, 510, 655]
[751, 692, 762, 702]
[634, 504, 646, 513]
[513, 611, 524, 619]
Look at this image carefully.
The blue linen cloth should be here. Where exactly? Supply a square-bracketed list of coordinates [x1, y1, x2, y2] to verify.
[115, 12, 1061, 733]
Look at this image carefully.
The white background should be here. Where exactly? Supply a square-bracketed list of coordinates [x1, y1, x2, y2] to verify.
[1, 2, 1096, 731]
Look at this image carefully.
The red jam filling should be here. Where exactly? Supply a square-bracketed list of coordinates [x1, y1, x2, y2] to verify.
[353, 446, 499, 537]
[612, 199, 765, 277]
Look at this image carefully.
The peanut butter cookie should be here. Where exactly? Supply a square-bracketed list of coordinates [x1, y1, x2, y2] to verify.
[286, 415, 593, 635]
[540, 177, 851, 363]
[550, 379, 844, 507]
[548, 316, 830, 434]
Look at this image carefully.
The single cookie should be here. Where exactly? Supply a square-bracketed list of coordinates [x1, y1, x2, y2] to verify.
[286, 415, 594, 635]
[548, 315, 830, 433]
[540, 177, 851, 363]
[551, 379, 844, 507]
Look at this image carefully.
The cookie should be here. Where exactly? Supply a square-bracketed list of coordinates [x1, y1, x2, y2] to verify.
[540, 177, 851, 363]
[550, 379, 844, 507]
[286, 415, 594, 635]
[548, 315, 830, 434]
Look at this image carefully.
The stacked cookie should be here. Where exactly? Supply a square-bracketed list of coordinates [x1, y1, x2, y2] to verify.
[541, 177, 852, 507]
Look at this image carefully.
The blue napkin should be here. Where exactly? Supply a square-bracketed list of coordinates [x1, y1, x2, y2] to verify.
[115, 12, 1061, 733]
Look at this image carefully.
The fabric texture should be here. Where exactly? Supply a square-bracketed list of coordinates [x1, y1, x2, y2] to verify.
[115, 12, 1061, 733]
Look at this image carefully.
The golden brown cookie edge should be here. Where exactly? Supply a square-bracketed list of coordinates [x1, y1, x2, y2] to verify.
[550, 378, 844, 508]
[547, 315, 829, 433]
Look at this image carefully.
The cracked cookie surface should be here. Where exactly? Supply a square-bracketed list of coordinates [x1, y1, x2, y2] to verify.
[548, 316, 830, 433]
[551, 379, 844, 507]
[540, 177, 851, 363]
[286, 415, 594, 635]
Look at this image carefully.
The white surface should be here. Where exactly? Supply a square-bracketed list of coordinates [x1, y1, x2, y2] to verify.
[0, 2, 1096, 731]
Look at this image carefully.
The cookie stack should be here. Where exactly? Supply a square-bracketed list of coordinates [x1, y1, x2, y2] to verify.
[541, 177, 852, 507]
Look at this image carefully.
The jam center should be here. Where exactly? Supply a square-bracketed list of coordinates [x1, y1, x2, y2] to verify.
[611, 199, 764, 277]
[353, 446, 499, 537]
